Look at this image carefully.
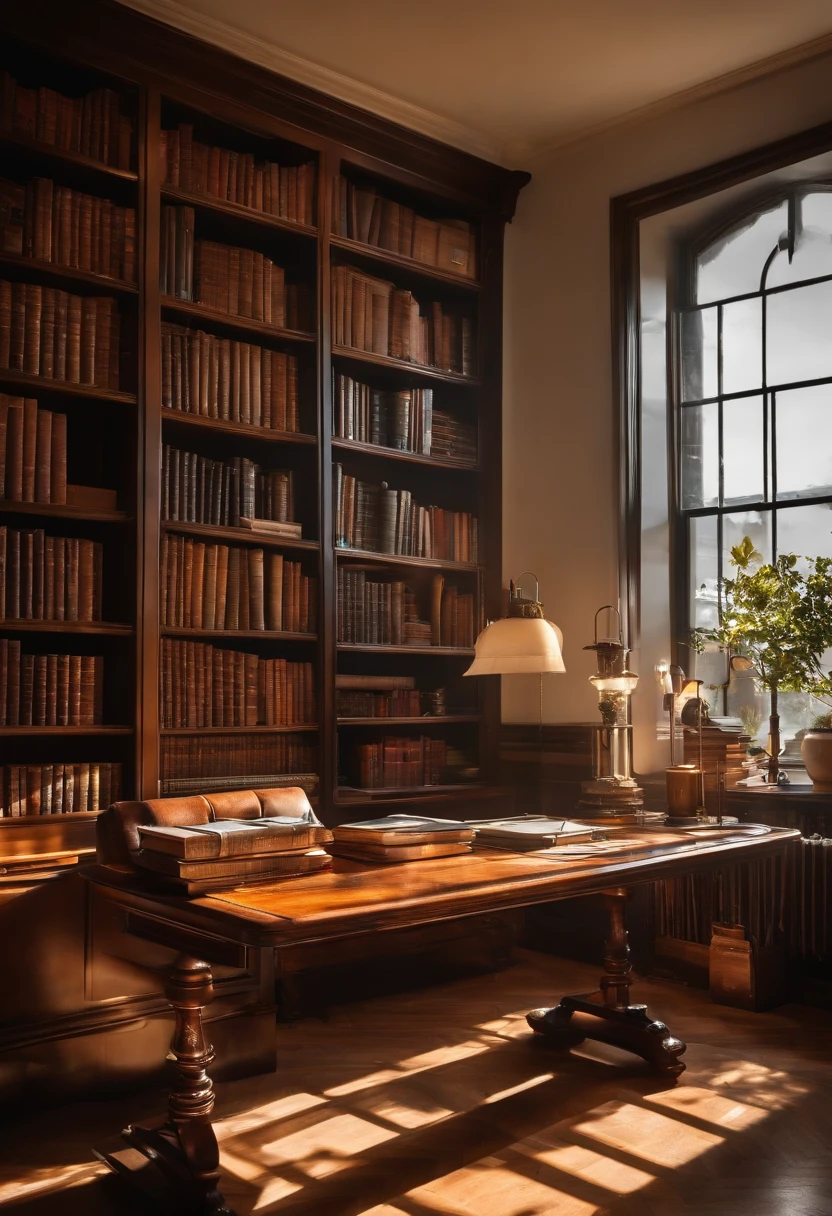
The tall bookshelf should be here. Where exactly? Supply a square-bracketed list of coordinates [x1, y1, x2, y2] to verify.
[0, 0, 528, 866]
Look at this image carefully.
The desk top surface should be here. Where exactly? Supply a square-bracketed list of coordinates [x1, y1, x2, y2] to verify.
[89, 824, 800, 947]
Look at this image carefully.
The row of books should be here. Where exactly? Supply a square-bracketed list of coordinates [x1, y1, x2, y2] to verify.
[331, 265, 476, 375]
[430, 410, 478, 464]
[336, 688, 422, 717]
[350, 736, 448, 789]
[1, 761, 122, 818]
[0, 282, 120, 388]
[331, 177, 476, 279]
[0, 72, 132, 170]
[161, 207, 310, 330]
[334, 373, 434, 453]
[0, 527, 103, 622]
[0, 641, 103, 725]
[161, 324, 301, 431]
[336, 567, 473, 648]
[161, 125, 316, 226]
[160, 638, 315, 728]
[0, 176, 136, 281]
[161, 446, 297, 529]
[334, 466, 478, 562]
[160, 535, 316, 633]
[160, 734, 317, 787]
[0, 397, 66, 503]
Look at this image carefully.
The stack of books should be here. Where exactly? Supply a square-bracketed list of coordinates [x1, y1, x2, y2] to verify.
[135, 811, 333, 894]
[471, 817, 600, 851]
[329, 814, 474, 863]
[684, 721, 751, 797]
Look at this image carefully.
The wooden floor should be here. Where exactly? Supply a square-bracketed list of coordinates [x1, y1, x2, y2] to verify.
[3, 950, 832, 1215]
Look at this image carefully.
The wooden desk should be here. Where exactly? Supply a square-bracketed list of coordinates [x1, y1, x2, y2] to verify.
[88, 824, 798, 1216]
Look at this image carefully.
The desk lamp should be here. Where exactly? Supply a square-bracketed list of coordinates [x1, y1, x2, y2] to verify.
[463, 572, 565, 737]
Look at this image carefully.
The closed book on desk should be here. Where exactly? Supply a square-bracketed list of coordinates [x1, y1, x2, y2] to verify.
[135, 844, 329, 879]
[473, 818, 598, 850]
[137, 815, 332, 860]
[138, 846, 332, 894]
[330, 840, 472, 863]
[333, 813, 473, 846]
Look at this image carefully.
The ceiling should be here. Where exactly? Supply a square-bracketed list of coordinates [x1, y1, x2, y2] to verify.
[120, 0, 832, 165]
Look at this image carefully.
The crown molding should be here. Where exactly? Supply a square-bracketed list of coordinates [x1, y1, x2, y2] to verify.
[115, 0, 509, 165]
[522, 29, 832, 168]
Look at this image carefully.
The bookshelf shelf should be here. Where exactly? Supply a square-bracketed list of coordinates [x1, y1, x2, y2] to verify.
[0, 620, 133, 635]
[336, 547, 479, 573]
[0, 370, 136, 405]
[331, 235, 480, 292]
[0, 810, 101, 824]
[0, 253, 138, 297]
[0, 132, 138, 187]
[331, 437, 478, 472]
[161, 297, 316, 345]
[162, 520, 319, 551]
[331, 345, 480, 387]
[0, 726, 133, 736]
[161, 410, 316, 447]
[337, 643, 475, 657]
[160, 724, 317, 735]
[337, 715, 480, 726]
[161, 184, 317, 240]
[0, 501, 129, 523]
[162, 627, 317, 642]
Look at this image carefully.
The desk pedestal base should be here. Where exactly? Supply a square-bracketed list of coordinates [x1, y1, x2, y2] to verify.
[527, 887, 686, 1076]
[95, 953, 236, 1216]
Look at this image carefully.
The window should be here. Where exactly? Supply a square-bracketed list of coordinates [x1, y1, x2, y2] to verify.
[675, 187, 832, 748]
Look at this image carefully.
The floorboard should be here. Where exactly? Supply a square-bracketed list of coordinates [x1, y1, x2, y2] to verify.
[2, 950, 831, 1215]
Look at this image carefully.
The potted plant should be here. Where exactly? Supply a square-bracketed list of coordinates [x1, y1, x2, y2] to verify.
[802, 710, 832, 791]
[694, 537, 832, 784]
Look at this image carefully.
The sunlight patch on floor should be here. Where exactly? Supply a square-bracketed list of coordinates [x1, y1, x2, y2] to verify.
[0, 1162, 105, 1204]
[515, 1138, 655, 1195]
[645, 1084, 769, 1130]
[571, 1099, 725, 1167]
[258, 1111, 399, 1176]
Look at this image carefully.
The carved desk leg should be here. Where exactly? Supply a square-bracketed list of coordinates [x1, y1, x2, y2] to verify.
[95, 954, 236, 1215]
[527, 887, 686, 1076]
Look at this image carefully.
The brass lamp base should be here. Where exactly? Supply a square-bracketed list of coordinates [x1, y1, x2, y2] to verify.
[574, 776, 644, 821]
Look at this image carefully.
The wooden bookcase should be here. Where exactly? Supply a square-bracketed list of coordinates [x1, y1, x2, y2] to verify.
[0, 0, 528, 871]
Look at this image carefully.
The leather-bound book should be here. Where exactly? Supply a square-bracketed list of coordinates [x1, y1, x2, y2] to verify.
[76, 761, 90, 811]
[248, 547, 265, 630]
[34, 407, 52, 503]
[52, 535, 65, 621]
[51, 762, 64, 814]
[4, 400, 24, 501]
[19, 652, 34, 724]
[40, 288, 55, 379]
[266, 552, 283, 631]
[0, 280, 11, 369]
[66, 294, 82, 382]
[190, 542, 205, 629]
[19, 530, 34, 619]
[32, 528, 44, 618]
[77, 538, 95, 621]
[430, 574, 444, 646]
[33, 653, 47, 725]
[79, 296, 97, 384]
[224, 546, 240, 630]
[43, 535, 55, 619]
[65, 537, 79, 620]
[21, 398, 38, 502]
[23, 283, 41, 375]
[237, 548, 250, 629]
[0, 527, 5, 624]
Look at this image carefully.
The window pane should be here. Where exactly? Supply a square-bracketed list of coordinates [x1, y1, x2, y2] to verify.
[680, 308, 717, 401]
[776, 385, 832, 501]
[775, 502, 832, 568]
[722, 297, 762, 394]
[696, 201, 786, 305]
[723, 396, 764, 506]
[766, 279, 832, 386]
[681, 403, 718, 508]
[723, 509, 772, 575]
[766, 193, 832, 289]
[690, 514, 718, 629]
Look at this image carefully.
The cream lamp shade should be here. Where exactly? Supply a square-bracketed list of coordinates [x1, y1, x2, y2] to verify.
[463, 617, 565, 676]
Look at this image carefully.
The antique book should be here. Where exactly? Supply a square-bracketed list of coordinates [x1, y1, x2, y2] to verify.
[329, 840, 472, 863]
[472, 818, 598, 849]
[332, 814, 473, 846]
[134, 847, 332, 893]
[137, 815, 331, 860]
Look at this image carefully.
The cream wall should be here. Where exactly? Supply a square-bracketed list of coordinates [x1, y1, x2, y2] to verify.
[501, 50, 832, 729]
